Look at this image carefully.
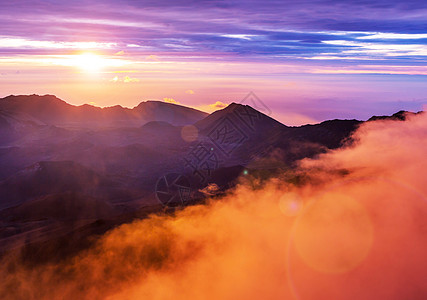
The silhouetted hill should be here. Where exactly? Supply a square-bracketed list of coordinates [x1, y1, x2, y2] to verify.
[195, 102, 284, 132]
[136, 101, 208, 126]
[193, 103, 361, 171]
[289, 119, 362, 148]
[368, 110, 423, 122]
[0, 94, 208, 128]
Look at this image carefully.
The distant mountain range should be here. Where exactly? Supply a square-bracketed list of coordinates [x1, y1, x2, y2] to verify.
[0, 94, 208, 130]
[0, 94, 421, 254]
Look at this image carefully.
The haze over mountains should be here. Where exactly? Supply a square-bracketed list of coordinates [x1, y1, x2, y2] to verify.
[0, 94, 421, 254]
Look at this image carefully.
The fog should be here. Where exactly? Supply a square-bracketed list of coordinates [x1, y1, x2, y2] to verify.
[1, 112, 426, 300]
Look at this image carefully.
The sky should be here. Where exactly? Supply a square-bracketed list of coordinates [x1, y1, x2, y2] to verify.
[0, 0, 427, 124]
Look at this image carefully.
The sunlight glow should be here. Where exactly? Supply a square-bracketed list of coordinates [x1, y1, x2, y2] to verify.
[70, 53, 108, 73]
[53, 53, 129, 73]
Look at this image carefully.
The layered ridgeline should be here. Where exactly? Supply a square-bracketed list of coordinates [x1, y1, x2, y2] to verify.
[0, 94, 421, 254]
[0, 94, 208, 129]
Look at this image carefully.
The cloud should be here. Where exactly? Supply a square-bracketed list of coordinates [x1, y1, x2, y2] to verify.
[185, 89, 195, 94]
[163, 97, 180, 104]
[0, 37, 117, 49]
[358, 33, 427, 40]
[194, 101, 229, 113]
[123, 76, 139, 83]
[323, 39, 427, 57]
[209, 101, 227, 109]
[110, 75, 140, 83]
[146, 55, 159, 61]
[115, 50, 125, 55]
[1, 109, 426, 300]
[221, 34, 257, 40]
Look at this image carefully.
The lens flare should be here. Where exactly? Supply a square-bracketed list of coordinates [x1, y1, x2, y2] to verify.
[181, 125, 199, 142]
[292, 194, 374, 273]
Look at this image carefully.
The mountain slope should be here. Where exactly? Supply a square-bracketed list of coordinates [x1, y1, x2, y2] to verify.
[0, 192, 115, 222]
[0, 161, 113, 210]
[135, 101, 209, 125]
[194, 102, 286, 163]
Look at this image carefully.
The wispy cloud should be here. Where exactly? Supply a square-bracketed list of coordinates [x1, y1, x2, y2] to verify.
[358, 33, 427, 40]
[0, 37, 117, 49]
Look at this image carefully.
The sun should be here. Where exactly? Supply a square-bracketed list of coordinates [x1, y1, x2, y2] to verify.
[59, 52, 127, 74]
[71, 53, 105, 73]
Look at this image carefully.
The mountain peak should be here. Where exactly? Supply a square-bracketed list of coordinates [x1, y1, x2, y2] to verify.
[224, 102, 253, 110]
[195, 101, 283, 132]
[135, 99, 205, 112]
[134, 100, 208, 126]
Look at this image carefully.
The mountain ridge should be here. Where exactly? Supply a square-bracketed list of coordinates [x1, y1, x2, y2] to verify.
[0, 94, 208, 128]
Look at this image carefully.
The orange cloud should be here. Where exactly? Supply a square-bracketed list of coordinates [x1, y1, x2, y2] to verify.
[209, 101, 227, 109]
[163, 97, 180, 104]
[185, 89, 195, 94]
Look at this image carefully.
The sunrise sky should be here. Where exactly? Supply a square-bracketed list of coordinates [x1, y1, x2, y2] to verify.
[1, 0, 427, 124]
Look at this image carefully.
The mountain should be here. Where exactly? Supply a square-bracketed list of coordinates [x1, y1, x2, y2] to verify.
[0, 94, 208, 129]
[0, 94, 420, 255]
[195, 102, 284, 131]
[287, 119, 362, 149]
[135, 101, 209, 126]
[0, 99, 365, 210]
[368, 110, 423, 122]
[194, 102, 286, 164]
[193, 102, 361, 169]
